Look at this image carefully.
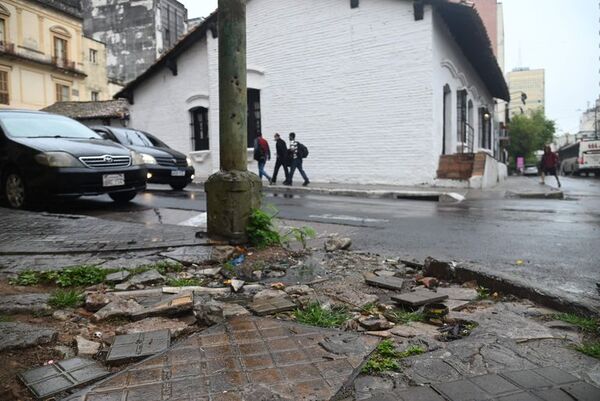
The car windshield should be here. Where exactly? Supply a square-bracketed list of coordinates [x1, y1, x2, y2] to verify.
[0, 112, 102, 139]
[111, 128, 154, 147]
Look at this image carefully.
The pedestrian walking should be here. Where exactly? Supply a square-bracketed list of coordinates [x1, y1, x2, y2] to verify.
[270, 133, 290, 184]
[287, 132, 310, 186]
[253, 132, 272, 183]
[540, 145, 561, 188]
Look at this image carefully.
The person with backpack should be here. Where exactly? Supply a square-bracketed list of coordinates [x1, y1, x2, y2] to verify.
[270, 133, 290, 185]
[286, 132, 309, 186]
[253, 132, 272, 183]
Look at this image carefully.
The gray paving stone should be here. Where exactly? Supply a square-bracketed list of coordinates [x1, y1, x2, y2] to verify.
[501, 370, 555, 390]
[65, 316, 379, 401]
[131, 291, 194, 320]
[533, 388, 577, 401]
[533, 367, 579, 385]
[468, 374, 521, 396]
[561, 381, 600, 401]
[395, 386, 447, 401]
[364, 272, 406, 291]
[104, 270, 130, 283]
[106, 330, 171, 363]
[0, 293, 51, 314]
[19, 357, 109, 399]
[160, 246, 212, 265]
[391, 289, 449, 307]
[433, 379, 494, 400]
[0, 322, 57, 351]
[249, 296, 297, 316]
[496, 392, 544, 401]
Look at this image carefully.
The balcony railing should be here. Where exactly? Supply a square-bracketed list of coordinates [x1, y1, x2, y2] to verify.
[51, 56, 77, 70]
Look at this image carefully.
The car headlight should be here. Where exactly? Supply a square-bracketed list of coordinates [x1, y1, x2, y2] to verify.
[35, 152, 82, 167]
[140, 153, 157, 165]
[130, 151, 145, 166]
[186, 156, 193, 167]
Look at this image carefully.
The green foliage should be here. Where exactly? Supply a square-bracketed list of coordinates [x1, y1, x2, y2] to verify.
[507, 109, 556, 166]
[360, 303, 379, 315]
[384, 308, 425, 324]
[284, 226, 317, 249]
[48, 289, 84, 309]
[153, 261, 184, 275]
[554, 313, 599, 333]
[476, 287, 491, 300]
[247, 208, 282, 248]
[165, 277, 205, 287]
[293, 303, 350, 328]
[10, 266, 110, 288]
[0, 315, 12, 322]
[362, 341, 426, 374]
[575, 342, 600, 359]
[10, 271, 41, 286]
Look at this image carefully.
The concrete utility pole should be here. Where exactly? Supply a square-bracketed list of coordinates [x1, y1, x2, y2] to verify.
[205, 0, 261, 243]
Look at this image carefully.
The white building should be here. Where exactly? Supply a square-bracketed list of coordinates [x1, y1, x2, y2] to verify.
[116, 0, 509, 187]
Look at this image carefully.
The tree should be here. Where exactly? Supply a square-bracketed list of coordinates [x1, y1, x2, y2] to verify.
[507, 109, 555, 165]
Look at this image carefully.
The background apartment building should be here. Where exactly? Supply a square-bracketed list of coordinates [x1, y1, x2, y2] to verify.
[0, 0, 114, 109]
[507, 67, 545, 117]
[81, 0, 188, 84]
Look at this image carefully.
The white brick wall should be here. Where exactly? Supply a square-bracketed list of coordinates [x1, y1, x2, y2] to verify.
[127, 0, 497, 186]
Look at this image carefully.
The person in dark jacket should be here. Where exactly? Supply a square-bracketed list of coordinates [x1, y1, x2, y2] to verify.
[287, 132, 309, 186]
[540, 145, 561, 188]
[253, 132, 272, 183]
[270, 133, 290, 184]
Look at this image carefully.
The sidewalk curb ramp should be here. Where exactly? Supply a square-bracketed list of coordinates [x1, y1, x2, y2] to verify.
[429, 263, 599, 318]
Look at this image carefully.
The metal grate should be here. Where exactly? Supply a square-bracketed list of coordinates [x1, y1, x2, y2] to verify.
[155, 156, 177, 167]
[79, 155, 131, 169]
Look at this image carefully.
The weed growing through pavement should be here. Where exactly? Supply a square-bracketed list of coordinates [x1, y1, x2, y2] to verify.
[476, 286, 491, 300]
[247, 208, 282, 248]
[575, 342, 600, 359]
[48, 289, 84, 309]
[293, 303, 350, 328]
[165, 277, 205, 287]
[554, 313, 599, 333]
[361, 341, 427, 374]
[384, 308, 425, 324]
[11, 266, 108, 287]
[283, 226, 316, 249]
[360, 303, 380, 315]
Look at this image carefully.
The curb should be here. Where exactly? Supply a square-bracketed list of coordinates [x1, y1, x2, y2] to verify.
[262, 186, 466, 203]
[505, 190, 564, 199]
[431, 263, 599, 318]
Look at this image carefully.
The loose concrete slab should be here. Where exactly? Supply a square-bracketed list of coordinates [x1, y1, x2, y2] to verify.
[436, 287, 479, 301]
[392, 289, 449, 307]
[131, 291, 194, 320]
[66, 316, 379, 401]
[0, 293, 51, 314]
[160, 246, 212, 265]
[105, 330, 171, 364]
[104, 270, 130, 283]
[116, 317, 193, 337]
[0, 322, 57, 351]
[19, 357, 109, 399]
[364, 272, 406, 291]
[249, 296, 297, 316]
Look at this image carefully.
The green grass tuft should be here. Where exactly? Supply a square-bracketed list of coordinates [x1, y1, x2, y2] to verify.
[10, 266, 113, 288]
[384, 308, 425, 324]
[294, 303, 350, 328]
[575, 342, 600, 359]
[476, 286, 491, 300]
[554, 313, 599, 333]
[0, 315, 12, 322]
[165, 277, 205, 287]
[362, 340, 426, 374]
[48, 289, 84, 309]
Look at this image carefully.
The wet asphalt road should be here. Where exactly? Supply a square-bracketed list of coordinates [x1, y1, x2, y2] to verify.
[46, 176, 600, 306]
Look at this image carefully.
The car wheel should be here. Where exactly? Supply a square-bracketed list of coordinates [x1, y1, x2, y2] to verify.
[170, 183, 187, 191]
[109, 190, 137, 204]
[4, 171, 28, 209]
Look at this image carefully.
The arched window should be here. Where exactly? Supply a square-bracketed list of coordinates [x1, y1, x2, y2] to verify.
[190, 107, 209, 151]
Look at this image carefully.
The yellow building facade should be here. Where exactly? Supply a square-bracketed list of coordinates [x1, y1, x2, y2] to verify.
[507, 68, 545, 117]
[0, 0, 113, 110]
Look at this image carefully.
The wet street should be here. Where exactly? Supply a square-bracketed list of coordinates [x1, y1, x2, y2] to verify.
[44, 176, 600, 306]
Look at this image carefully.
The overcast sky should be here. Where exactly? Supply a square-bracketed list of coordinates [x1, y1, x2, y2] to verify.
[181, 0, 598, 134]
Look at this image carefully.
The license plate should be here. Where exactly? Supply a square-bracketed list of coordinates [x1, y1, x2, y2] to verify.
[102, 174, 125, 187]
[171, 170, 186, 177]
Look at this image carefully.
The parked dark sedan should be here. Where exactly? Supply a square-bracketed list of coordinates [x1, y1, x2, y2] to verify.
[0, 110, 147, 208]
[92, 126, 195, 191]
